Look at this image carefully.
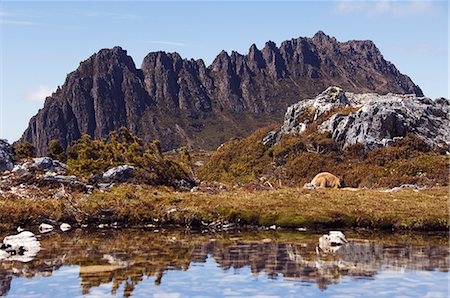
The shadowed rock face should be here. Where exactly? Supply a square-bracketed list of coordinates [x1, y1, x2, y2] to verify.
[0, 140, 13, 171]
[19, 32, 422, 155]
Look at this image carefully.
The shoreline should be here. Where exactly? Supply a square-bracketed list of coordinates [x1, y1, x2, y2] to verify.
[0, 185, 448, 232]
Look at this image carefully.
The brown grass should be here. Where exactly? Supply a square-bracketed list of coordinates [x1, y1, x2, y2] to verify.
[0, 185, 448, 231]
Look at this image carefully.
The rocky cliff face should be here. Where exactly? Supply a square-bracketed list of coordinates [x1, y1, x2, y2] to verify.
[265, 87, 449, 149]
[0, 140, 13, 171]
[20, 31, 423, 155]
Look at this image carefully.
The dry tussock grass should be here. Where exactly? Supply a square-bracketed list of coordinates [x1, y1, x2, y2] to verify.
[0, 185, 447, 231]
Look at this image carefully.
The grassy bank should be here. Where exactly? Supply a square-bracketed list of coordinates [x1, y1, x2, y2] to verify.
[0, 185, 448, 231]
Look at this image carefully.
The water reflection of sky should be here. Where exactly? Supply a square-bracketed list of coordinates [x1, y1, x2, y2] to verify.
[7, 257, 449, 298]
[1, 230, 449, 297]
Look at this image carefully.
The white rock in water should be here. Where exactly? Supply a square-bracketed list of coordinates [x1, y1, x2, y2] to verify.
[319, 230, 348, 253]
[329, 231, 347, 243]
[60, 223, 71, 231]
[0, 250, 9, 260]
[3, 231, 36, 243]
[1, 231, 41, 262]
[39, 223, 54, 233]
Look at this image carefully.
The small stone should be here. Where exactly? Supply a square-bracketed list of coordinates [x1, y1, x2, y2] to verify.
[39, 223, 54, 234]
[60, 223, 71, 231]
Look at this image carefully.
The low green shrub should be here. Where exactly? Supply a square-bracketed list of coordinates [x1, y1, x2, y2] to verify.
[65, 128, 193, 187]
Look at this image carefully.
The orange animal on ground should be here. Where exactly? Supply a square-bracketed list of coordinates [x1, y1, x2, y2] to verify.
[310, 172, 341, 188]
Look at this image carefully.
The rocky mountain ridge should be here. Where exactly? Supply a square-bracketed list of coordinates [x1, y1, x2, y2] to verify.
[19, 31, 423, 155]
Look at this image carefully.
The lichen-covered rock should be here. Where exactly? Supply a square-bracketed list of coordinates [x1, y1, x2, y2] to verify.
[0, 139, 14, 172]
[265, 87, 449, 149]
[319, 94, 449, 149]
[284, 86, 350, 133]
[264, 86, 352, 145]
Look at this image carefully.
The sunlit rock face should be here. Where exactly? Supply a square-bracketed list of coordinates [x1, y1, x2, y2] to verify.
[0, 230, 448, 296]
[265, 87, 449, 149]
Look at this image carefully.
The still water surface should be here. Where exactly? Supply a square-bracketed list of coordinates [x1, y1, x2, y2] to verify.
[0, 229, 448, 298]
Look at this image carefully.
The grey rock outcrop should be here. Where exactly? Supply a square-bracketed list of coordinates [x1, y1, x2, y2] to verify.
[264, 86, 352, 145]
[266, 87, 449, 149]
[20, 157, 68, 173]
[0, 140, 13, 172]
[43, 174, 77, 184]
[19, 32, 422, 155]
[319, 93, 449, 149]
[102, 165, 135, 182]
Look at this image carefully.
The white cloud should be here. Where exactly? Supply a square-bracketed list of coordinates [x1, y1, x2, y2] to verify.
[27, 85, 54, 102]
[0, 10, 38, 26]
[336, 1, 367, 14]
[0, 11, 17, 17]
[144, 40, 188, 47]
[79, 11, 141, 20]
[0, 19, 36, 26]
[336, 0, 438, 17]
[404, 43, 447, 57]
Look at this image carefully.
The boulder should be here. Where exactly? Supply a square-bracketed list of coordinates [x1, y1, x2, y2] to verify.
[0, 139, 14, 172]
[29, 157, 68, 173]
[1, 231, 41, 262]
[102, 165, 135, 182]
[319, 231, 348, 253]
[265, 87, 450, 149]
[319, 95, 450, 149]
[263, 87, 352, 145]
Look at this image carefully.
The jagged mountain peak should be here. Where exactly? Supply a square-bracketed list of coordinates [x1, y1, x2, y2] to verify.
[311, 30, 336, 42]
[19, 32, 423, 155]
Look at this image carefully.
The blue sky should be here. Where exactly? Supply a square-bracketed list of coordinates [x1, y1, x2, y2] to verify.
[0, 0, 448, 143]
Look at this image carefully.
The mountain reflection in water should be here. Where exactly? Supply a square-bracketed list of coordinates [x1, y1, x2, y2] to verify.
[0, 229, 448, 297]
